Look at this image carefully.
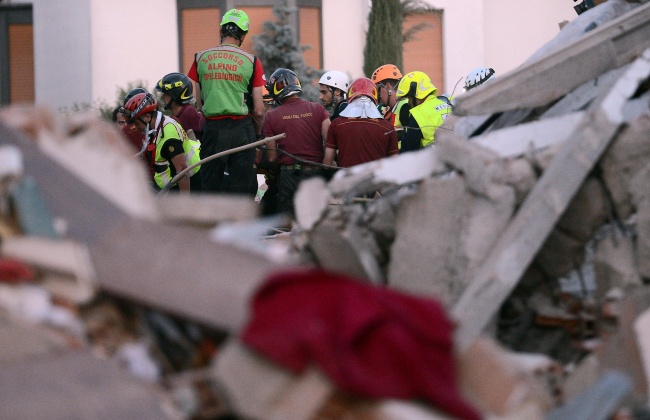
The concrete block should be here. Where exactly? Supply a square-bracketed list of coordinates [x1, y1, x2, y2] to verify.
[600, 114, 650, 219]
[212, 339, 332, 420]
[535, 228, 585, 279]
[470, 112, 584, 159]
[0, 313, 68, 364]
[309, 217, 384, 284]
[594, 234, 642, 300]
[596, 287, 650, 400]
[631, 162, 650, 278]
[463, 185, 516, 275]
[157, 193, 259, 226]
[435, 131, 506, 199]
[387, 176, 470, 306]
[452, 114, 496, 138]
[503, 158, 537, 205]
[557, 177, 609, 243]
[294, 177, 331, 231]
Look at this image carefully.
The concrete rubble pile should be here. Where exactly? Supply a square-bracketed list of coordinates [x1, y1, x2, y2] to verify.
[1, 1, 650, 419]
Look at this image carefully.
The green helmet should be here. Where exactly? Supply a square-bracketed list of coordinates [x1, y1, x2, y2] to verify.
[220, 9, 250, 32]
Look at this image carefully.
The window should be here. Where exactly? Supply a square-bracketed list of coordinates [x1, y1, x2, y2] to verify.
[0, 5, 34, 105]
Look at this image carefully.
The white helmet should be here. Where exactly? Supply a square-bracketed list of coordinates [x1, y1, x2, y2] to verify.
[319, 70, 350, 93]
[464, 67, 495, 91]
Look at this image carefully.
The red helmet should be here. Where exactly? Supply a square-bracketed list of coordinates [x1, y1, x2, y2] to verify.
[347, 78, 378, 104]
[122, 92, 158, 124]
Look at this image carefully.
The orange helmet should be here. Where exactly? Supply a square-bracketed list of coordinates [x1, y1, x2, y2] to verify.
[371, 64, 403, 84]
[122, 92, 158, 124]
[347, 78, 378, 104]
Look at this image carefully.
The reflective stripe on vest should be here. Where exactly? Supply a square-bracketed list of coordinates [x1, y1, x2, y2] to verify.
[409, 96, 446, 147]
[153, 116, 202, 189]
[195, 45, 255, 117]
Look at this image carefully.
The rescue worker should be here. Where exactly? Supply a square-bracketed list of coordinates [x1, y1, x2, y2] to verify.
[256, 85, 280, 215]
[122, 92, 202, 192]
[318, 70, 349, 120]
[187, 8, 266, 195]
[121, 87, 148, 155]
[154, 72, 205, 141]
[395, 71, 449, 152]
[464, 67, 496, 92]
[262, 68, 330, 215]
[323, 78, 398, 168]
[370, 63, 409, 146]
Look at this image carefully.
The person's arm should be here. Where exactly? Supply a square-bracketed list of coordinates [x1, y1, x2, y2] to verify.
[321, 118, 331, 146]
[323, 147, 336, 166]
[171, 153, 190, 192]
[251, 86, 265, 136]
[194, 82, 203, 112]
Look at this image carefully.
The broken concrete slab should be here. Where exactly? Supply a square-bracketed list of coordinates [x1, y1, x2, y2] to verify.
[596, 287, 650, 400]
[540, 65, 628, 120]
[0, 108, 159, 221]
[468, 112, 585, 159]
[0, 313, 69, 364]
[1, 237, 96, 303]
[453, 3, 650, 116]
[212, 339, 333, 420]
[309, 214, 384, 284]
[328, 147, 447, 198]
[388, 176, 469, 306]
[0, 350, 172, 419]
[452, 51, 650, 351]
[502, 158, 537, 205]
[594, 234, 642, 301]
[546, 371, 632, 420]
[556, 177, 609, 244]
[294, 177, 332, 231]
[630, 162, 650, 279]
[157, 193, 259, 226]
[435, 132, 506, 199]
[600, 114, 650, 219]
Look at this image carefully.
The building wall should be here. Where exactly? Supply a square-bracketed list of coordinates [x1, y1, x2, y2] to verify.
[321, 0, 369, 80]
[32, 0, 92, 109]
[90, 0, 178, 108]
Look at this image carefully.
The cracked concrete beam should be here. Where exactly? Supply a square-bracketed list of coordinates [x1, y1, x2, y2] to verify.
[452, 49, 650, 351]
[469, 112, 585, 159]
[157, 193, 259, 225]
[328, 148, 447, 197]
[453, 2, 650, 116]
[294, 177, 332, 231]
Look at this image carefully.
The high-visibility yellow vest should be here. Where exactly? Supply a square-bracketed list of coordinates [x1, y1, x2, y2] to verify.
[153, 115, 201, 189]
[409, 95, 447, 147]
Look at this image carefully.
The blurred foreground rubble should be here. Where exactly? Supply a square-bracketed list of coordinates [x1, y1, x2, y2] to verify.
[2, 1, 650, 418]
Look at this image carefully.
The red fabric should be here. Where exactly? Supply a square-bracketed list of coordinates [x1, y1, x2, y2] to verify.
[0, 258, 33, 283]
[262, 97, 330, 165]
[242, 269, 480, 420]
[326, 117, 399, 168]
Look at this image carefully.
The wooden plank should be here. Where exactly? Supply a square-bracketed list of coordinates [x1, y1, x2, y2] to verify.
[470, 112, 584, 158]
[451, 49, 650, 351]
[453, 2, 650, 116]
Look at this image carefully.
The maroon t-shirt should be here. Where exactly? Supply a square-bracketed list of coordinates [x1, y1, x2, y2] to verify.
[175, 104, 205, 140]
[262, 96, 330, 165]
[326, 117, 399, 168]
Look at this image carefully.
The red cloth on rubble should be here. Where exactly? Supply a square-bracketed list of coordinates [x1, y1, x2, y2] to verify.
[241, 268, 481, 420]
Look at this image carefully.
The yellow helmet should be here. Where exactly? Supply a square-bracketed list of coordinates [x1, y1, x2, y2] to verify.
[395, 71, 437, 100]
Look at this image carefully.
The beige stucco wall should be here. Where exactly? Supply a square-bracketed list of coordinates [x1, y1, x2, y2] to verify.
[322, 0, 577, 92]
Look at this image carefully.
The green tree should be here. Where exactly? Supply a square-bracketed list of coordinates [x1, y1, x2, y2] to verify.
[253, 5, 321, 102]
[363, 0, 441, 77]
